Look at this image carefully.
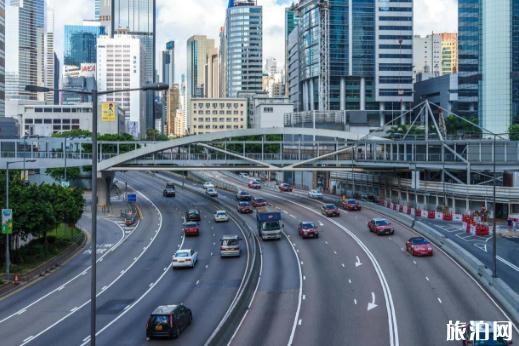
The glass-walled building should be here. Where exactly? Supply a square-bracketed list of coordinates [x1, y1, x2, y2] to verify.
[64, 22, 105, 67]
[224, 0, 263, 97]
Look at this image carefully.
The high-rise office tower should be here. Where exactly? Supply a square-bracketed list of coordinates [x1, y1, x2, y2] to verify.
[97, 35, 145, 138]
[218, 27, 226, 98]
[5, 0, 45, 101]
[95, 0, 101, 20]
[287, 0, 413, 118]
[457, 0, 519, 133]
[224, 0, 262, 97]
[205, 47, 219, 98]
[413, 33, 458, 82]
[186, 35, 215, 129]
[99, 0, 112, 35]
[457, 0, 480, 117]
[44, 8, 56, 104]
[64, 21, 105, 67]
[284, 4, 298, 96]
[162, 41, 175, 87]
[112, 0, 156, 131]
[0, 0, 5, 117]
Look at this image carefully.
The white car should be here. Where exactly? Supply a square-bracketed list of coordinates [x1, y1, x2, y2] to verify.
[239, 173, 249, 179]
[214, 210, 229, 222]
[203, 182, 215, 190]
[206, 188, 218, 197]
[172, 249, 198, 269]
[308, 189, 323, 199]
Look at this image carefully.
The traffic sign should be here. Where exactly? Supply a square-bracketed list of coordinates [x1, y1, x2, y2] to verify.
[127, 193, 137, 203]
[2, 209, 13, 235]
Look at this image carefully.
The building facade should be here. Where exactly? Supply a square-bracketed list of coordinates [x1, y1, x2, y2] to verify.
[64, 22, 105, 67]
[413, 33, 458, 82]
[414, 73, 458, 114]
[189, 97, 247, 135]
[0, 0, 5, 117]
[251, 96, 293, 129]
[186, 35, 215, 129]
[162, 40, 175, 87]
[206, 47, 219, 98]
[97, 35, 145, 138]
[288, 0, 413, 122]
[5, 0, 45, 101]
[224, 0, 263, 97]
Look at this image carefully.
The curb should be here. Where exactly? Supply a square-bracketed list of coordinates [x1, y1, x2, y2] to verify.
[0, 229, 88, 300]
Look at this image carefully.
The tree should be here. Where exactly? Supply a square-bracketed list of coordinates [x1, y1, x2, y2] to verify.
[509, 124, 519, 140]
[145, 128, 169, 141]
[52, 129, 92, 138]
[46, 167, 81, 181]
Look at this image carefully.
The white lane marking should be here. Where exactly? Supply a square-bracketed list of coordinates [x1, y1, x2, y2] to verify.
[21, 188, 163, 346]
[16, 309, 26, 315]
[354, 299, 357, 305]
[23, 336, 34, 343]
[0, 212, 129, 325]
[250, 189, 400, 346]
[341, 263, 345, 268]
[355, 256, 363, 267]
[437, 297, 442, 304]
[196, 280, 200, 286]
[319, 221, 324, 226]
[425, 276, 430, 281]
[78, 234, 185, 346]
[298, 319, 302, 326]
[82, 336, 90, 343]
[300, 261, 303, 265]
[302, 294, 306, 301]
[285, 229, 303, 346]
[367, 292, 378, 311]
[290, 214, 296, 219]
[413, 260, 417, 265]
[333, 251, 337, 255]
[497, 256, 519, 272]
[348, 279, 352, 284]
[325, 241, 329, 245]
[283, 210, 289, 214]
[205, 264, 209, 269]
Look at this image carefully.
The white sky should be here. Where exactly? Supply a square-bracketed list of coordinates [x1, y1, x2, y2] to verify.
[47, 0, 458, 82]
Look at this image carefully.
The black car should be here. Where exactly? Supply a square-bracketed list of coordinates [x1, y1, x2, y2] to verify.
[163, 183, 176, 197]
[236, 190, 252, 201]
[321, 204, 340, 217]
[185, 209, 201, 222]
[146, 305, 192, 340]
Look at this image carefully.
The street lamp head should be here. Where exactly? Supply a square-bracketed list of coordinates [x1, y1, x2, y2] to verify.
[25, 85, 52, 93]
[142, 82, 169, 92]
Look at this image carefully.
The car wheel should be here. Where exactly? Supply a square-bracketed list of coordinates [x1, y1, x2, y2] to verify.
[315, 233, 319, 238]
[188, 313, 192, 325]
[173, 327, 180, 339]
[412, 250, 416, 256]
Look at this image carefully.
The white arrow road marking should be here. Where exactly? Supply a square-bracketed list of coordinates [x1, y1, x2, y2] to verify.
[367, 292, 378, 311]
[354, 299, 357, 305]
[437, 297, 442, 304]
[319, 221, 324, 226]
[355, 256, 363, 267]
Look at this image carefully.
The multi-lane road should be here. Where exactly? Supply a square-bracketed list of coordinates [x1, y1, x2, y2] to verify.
[0, 171, 516, 345]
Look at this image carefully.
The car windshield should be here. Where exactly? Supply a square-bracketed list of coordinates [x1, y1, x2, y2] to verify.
[222, 239, 238, 246]
[375, 220, 390, 226]
[262, 221, 281, 231]
[324, 205, 336, 209]
[302, 223, 315, 229]
[166, 184, 175, 189]
[184, 222, 197, 227]
[150, 315, 169, 326]
[411, 238, 429, 245]
[217, 211, 226, 216]
[348, 200, 357, 204]
[474, 337, 508, 346]
[255, 199, 265, 203]
[176, 251, 189, 257]
[239, 202, 250, 206]
[240, 192, 249, 196]
[188, 210, 199, 216]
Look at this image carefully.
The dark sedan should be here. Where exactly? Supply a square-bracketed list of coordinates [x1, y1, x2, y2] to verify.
[321, 204, 340, 217]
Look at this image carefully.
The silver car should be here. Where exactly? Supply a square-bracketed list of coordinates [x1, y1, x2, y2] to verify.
[220, 235, 241, 257]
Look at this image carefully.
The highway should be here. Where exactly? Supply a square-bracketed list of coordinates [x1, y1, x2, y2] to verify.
[0, 172, 248, 346]
[208, 172, 518, 346]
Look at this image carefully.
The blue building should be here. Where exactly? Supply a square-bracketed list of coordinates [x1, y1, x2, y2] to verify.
[287, 0, 413, 120]
[458, 0, 519, 133]
[64, 23, 105, 67]
[224, 0, 263, 97]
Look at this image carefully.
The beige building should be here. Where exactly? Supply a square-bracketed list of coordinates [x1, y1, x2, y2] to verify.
[189, 98, 247, 135]
[166, 85, 180, 136]
[206, 47, 220, 98]
[440, 33, 458, 75]
[173, 110, 185, 137]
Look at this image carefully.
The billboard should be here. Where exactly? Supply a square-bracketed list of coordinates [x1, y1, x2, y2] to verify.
[101, 102, 116, 122]
[2, 209, 13, 235]
[80, 63, 96, 77]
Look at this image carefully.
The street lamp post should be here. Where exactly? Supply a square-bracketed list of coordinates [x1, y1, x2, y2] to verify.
[4, 159, 36, 278]
[25, 82, 168, 346]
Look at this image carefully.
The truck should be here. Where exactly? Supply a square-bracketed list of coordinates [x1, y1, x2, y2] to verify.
[256, 207, 283, 240]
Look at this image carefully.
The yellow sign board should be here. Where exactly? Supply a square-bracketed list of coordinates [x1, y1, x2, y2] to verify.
[101, 102, 116, 122]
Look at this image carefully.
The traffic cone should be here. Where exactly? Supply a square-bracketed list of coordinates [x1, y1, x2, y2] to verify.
[14, 274, 19, 285]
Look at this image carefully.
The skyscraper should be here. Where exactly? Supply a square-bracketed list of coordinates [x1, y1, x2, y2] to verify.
[44, 8, 56, 104]
[162, 41, 175, 87]
[457, 0, 481, 117]
[5, 0, 45, 101]
[112, 0, 156, 132]
[287, 0, 413, 119]
[186, 35, 215, 129]
[64, 22, 105, 67]
[284, 4, 298, 96]
[97, 35, 145, 138]
[224, 0, 263, 97]
[95, 0, 101, 19]
[0, 0, 5, 117]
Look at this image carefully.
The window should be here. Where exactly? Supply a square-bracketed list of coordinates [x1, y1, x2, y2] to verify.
[44, 119, 52, 124]
[25, 119, 34, 124]
[35, 119, 43, 124]
[264, 107, 274, 113]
